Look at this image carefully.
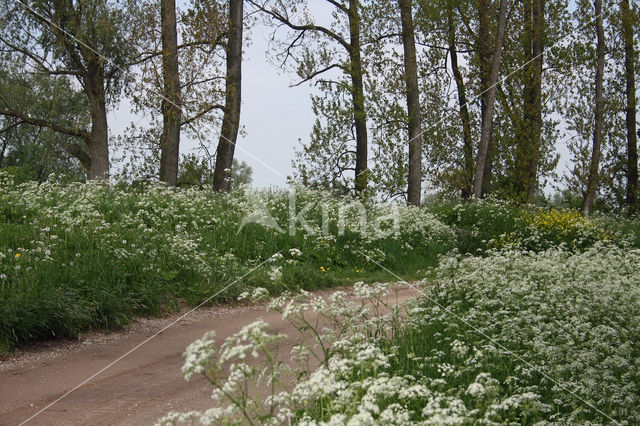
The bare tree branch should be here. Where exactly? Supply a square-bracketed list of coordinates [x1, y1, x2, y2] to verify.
[0, 119, 26, 134]
[290, 63, 345, 87]
[65, 141, 91, 167]
[324, 0, 348, 14]
[180, 75, 225, 90]
[0, 35, 82, 77]
[180, 103, 225, 127]
[247, 0, 350, 50]
[129, 39, 226, 66]
[0, 108, 89, 140]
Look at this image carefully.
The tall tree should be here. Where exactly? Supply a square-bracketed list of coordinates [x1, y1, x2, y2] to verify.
[398, 0, 422, 205]
[582, 0, 605, 214]
[477, 0, 495, 196]
[447, 4, 474, 198]
[250, 0, 369, 195]
[348, 0, 368, 195]
[514, 0, 545, 202]
[159, 0, 182, 186]
[526, 0, 544, 202]
[212, 0, 244, 192]
[0, 0, 134, 179]
[0, 70, 87, 181]
[621, 0, 638, 211]
[472, 0, 507, 198]
[119, 1, 227, 182]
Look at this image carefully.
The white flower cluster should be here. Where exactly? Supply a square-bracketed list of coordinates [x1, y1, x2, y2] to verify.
[165, 243, 639, 425]
[237, 286, 270, 303]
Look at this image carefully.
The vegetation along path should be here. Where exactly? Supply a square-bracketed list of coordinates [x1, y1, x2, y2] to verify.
[0, 285, 419, 425]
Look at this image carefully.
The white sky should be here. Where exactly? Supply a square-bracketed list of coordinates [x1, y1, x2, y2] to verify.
[109, 2, 330, 189]
[106, 1, 596, 194]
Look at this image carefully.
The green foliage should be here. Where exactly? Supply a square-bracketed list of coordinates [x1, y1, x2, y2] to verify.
[177, 156, 252, 189]
[3, 174, 638, 354]
[373, 245, 640, 424]
[428, 198, 522, 253]
[164, 244, 640, 424]
[0, 70, 88, 181]
[429, 197, 636, 254]
[0, 178, 451, 352]
[177, 153, 214, 187]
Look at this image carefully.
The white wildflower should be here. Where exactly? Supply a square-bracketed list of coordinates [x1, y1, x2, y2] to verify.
[238, 287, 269, 302]
[466, 382, 485, 398]
[268, 266, 282, 282]
[289, 248, 303, 257]
[182, 331, 216, 380]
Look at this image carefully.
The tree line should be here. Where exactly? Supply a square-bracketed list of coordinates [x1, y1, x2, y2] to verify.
[0, 0, 638, 213]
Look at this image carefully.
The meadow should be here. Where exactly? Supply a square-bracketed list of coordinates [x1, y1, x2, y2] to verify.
[0, 171, 456, 353]
[163, 244, 639, 425]
[2, 172, 639, 424]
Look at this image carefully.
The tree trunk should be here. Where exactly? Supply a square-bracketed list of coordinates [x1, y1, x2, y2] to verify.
[515, 0, 534, 201]
[472, 0, 507, 198]
[476, 0, 496, 197]
[447, 8, 473, 199]
[0, 136, 8, 168]
[526, 0, 544, 202]
[348, 0, 368, 196]
[482, 143, 494, 196]
[582, 0, 605, 215]
[159, 0, 182, 186]
[213, 0, 244, 192]
[621, 0, 638, 212]
[516, 0, 544, 203]
[87, 102, 110, 180]
[399, 0, 422, 206]
[83, 59, 110, 179]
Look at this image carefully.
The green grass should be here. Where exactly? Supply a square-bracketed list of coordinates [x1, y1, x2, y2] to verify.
[1, 174, 638, 355]
[289, 245, 640, 424]
[0, 179, 451, 352]
[427, 198, 522, 254]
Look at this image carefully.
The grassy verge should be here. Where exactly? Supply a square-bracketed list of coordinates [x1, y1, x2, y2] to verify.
[0, 177, 452, 353]
[166, 244, 640, 424]
[428, 197, 633, 253]
[2, 171, 638, 355]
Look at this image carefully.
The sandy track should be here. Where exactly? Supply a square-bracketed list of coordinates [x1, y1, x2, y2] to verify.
[0, 285, 419, 425]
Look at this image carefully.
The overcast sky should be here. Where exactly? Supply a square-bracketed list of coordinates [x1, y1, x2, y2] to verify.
[232, 28, 317, 188]
[107, 1, 581, 193]
[108, 3, 333, 189]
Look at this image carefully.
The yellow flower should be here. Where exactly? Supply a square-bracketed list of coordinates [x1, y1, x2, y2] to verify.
[15, 253, 21, 259]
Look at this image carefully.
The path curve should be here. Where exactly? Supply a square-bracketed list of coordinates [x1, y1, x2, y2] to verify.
[0, 285, 419, 425]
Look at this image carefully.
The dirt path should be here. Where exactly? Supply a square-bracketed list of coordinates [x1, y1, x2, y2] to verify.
[0, 285, 420, 426]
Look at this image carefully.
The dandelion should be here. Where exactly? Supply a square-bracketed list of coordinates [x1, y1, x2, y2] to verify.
[15, 253, 21, 259]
